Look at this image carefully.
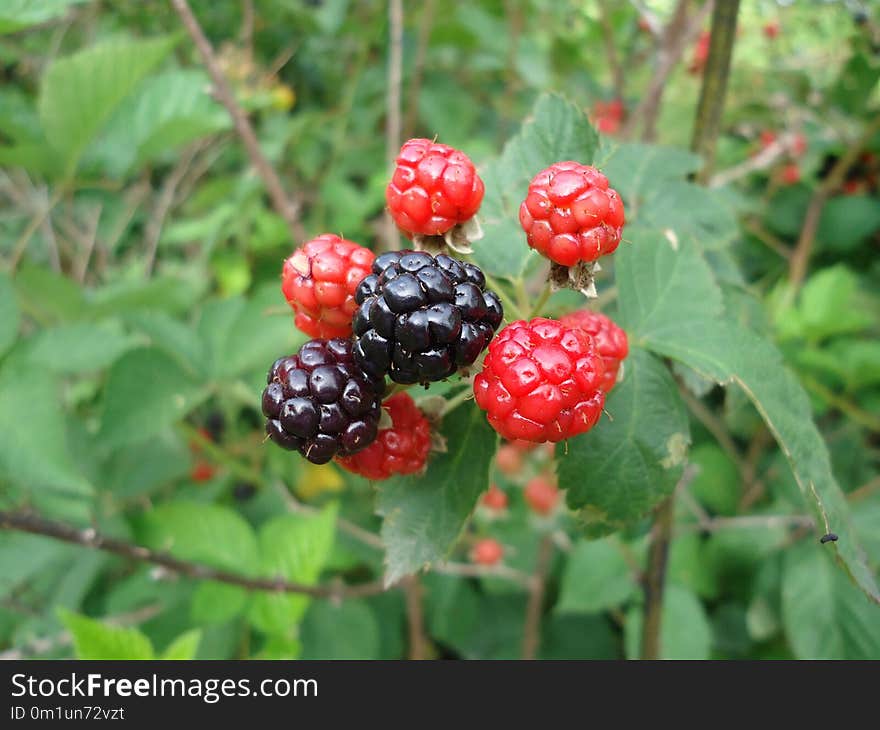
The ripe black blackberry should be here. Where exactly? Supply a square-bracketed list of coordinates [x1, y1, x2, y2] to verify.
[352, 250, 503, 384]
[261, 338, 384, 465]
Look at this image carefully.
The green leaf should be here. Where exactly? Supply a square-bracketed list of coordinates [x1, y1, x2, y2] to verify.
[782, 543, 880, 659]
[377, 403, 497, 585]
[0, 0, 87, 35]
[14, 266, 85, 324]
[191, 582, 248, 624]
[624, 585, 712, 659]
[688, 444, 740, 516]
[22, 321, 141, 373]
[99, 347, 209, 448]
[249, 505, 338, 635]
[556, 537, 639, 613]
[0, 273, 20, 359]
[299, 600, 380, 660]
[137, 500, 259, 573]
[38, 36, 175, 172]
[161, 629, 202, 660]
[474, 93, 599, 279]
[59, 610, 154, 660]
[616, 230, 880, 604]
[817, 196, 880, 252]
[795, 265, 874, 341]
[0, 363, 91, 496]
[598, 143, 702, 201]
[92, 69, 229, 176]
[557, 347, 689, 530]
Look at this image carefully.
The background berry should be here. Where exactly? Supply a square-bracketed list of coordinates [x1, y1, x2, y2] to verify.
[473, 317, 606, 443]
[352, 250, 503, 384]
[524, 475, 560, 516]
[495, 443, 523, 476]
[518, 161, 625, 266]
[282, 234, 375, 339]
[560, 309, 629, 392]
[386, 138, 484, 237]
[480, 483, 509, 511]
[471, 538, 504, 566]
[261, 338, 384, 465]
[336, 392, 431, 480]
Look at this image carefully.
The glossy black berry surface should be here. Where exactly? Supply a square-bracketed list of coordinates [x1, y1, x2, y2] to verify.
[261, 338, 384, 464]
[352, 251, 503, 384]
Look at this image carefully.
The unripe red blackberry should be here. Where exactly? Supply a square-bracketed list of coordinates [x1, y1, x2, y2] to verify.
[386, 138, 484, 238]
[281, 234, 375, 339]
[473, 318, 606, 443]
[262, 338, 384, 465]
[519, 161, 625, 267]
[559, 309, 628, 392]
[335, 392, 431, 480]
[352, 250, 503, 384]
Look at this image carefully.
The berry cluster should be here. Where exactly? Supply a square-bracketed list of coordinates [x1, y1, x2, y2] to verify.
[353, 250, 503, 384]
[519, 161, 625, 267]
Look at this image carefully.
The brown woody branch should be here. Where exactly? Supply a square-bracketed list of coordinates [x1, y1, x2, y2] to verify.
[0, 511, 386, 600]
[169, 0, 306, 242]
[521, 534, 554, 660]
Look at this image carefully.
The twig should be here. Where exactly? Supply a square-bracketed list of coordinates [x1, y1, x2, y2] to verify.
[403, 0, 436, 139]
[801, 374, 880, 433]
[383, 0, 404, 251]
[742, 218, 793, 260]
[677, 381, 748, 480]
[0, 510, 386, 600]
[402, 575, 428, 660]
[710, 133, 798, 188]
[677, 513, 814, 534]
[7, 191, 60, 272]
[690, 0, 741, 183]
[74, 202, 102, 284]
[144, 140, 205, 275]
[640, 495, 674, 659]
[433, 560, 532, 589]
[848, 476, 880, 503]
[598, 0, 626, 99]
[787, 114, 880, 296]
[622, 0, 712, 141]
[521, 534, 554, 660]
[169, 0, 305, 242]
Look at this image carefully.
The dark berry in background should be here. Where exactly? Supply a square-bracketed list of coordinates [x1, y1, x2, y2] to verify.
[261, 338, 384, 465]
[352, 251, 503, 384]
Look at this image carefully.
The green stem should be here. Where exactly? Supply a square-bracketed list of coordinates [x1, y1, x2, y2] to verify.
[482, 272, 524, 320]
[690, 0, 741, 183]
[441, 386, 474, 416]
[178, 422, 264, 486]
[528, 281, 552, 319]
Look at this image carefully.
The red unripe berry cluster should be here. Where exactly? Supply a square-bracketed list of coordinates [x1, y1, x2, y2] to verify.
[335, 392, 431, 480]
[519, 162, 625, 267]
[474, 318, 606, 443]
[559, 310, 628, 393]
[480, 484, 509, 511]
[592, 99, 625, 135]
[386, 138, 484, 238]
[282, 234, 375, 339]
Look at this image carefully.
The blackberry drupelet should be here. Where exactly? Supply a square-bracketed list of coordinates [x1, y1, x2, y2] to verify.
[261, 338, 384, 465]
[351, 250, 503, 384]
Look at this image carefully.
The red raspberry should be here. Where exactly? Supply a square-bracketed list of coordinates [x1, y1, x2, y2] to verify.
[518, 162, 625, 267]
[473, 318, 606, 443]
[559, 309, 629, 392]
[791, 133, 807, 157]
[470, 538, 504, 566]
[386, 138, 484, 238]
[480, 484, 509, 511]
[335, 393, 431, 480]
[592, 98, 625, 135]
[759, 130, 777, 150]
[524, 476, 560, 516]
[190, 460, 216, 482]
[282, 234, 375, 339]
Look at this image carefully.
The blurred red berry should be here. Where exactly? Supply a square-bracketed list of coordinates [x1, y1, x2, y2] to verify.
[688, 31, 711, 74]
[763, 21, 780, 39]
[480, 484, 509, 511]
[791, 133, 807, 157]
[495, 443, 524, 476]
[524, 476, 560, 516]
[780, 163, 801, 185]
[592, 99, 625, 135]
[759, 130, 777, 149]
[471, 538, 504, 566]
[190, 460, 216, 482]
